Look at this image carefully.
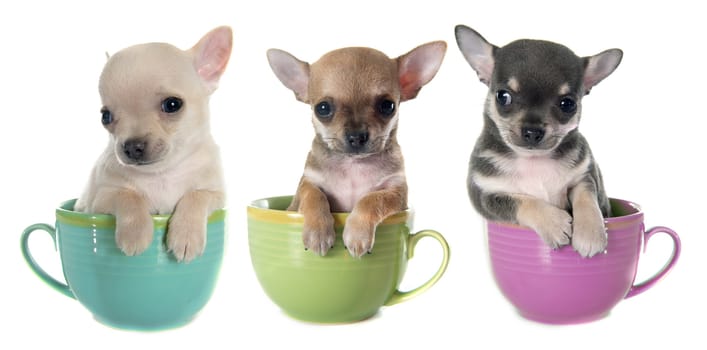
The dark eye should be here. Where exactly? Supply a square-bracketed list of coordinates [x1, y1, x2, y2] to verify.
[161, 97, 183, 114]
[559, 97, 577, 114]
[377, 99, 396, 117]
[496, 90, 512, 106]
[314, 101, 334, 118]
[101, 108, 113, 125]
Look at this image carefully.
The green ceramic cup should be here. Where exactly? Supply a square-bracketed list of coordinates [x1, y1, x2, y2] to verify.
[21, 199, 226, 330]
[247, 196, 450, 323]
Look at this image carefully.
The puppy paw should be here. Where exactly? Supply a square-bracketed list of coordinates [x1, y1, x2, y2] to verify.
[342, 213, 376, 258]
[529, 206, 573, 250]
[571, 212, 607, 258]
[166, 212, 207, 263]
[115, 212, 154, 256]
[302, 215, 336, 256]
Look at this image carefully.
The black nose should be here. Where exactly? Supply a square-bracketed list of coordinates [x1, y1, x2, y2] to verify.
[346, 131, 369, 149]
[123, 139, 147, 161]
[521, 127, 545, 145]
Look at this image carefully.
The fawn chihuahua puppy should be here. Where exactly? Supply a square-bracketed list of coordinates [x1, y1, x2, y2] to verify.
[267, 41, 446, 257]
[455, 25, 622, 257]
[75, 26, 232, 262]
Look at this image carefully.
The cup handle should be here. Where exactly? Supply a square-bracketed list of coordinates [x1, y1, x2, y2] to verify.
[625, 226, 681, 299]
[21, 223, 74, 299]
[384, 229, 450, 306]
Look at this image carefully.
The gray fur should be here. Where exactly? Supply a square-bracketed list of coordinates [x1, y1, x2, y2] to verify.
[456, 25, 622, 257]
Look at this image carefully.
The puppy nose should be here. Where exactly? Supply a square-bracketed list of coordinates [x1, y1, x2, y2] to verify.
[521, 127, 545, 145]
[346, 131, 369, 149]
[123, 139, 147, 161]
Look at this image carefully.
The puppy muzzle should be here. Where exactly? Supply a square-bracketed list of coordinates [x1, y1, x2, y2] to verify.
[345, 130, 369, 152]
[117, 137, 166, 165]
[123, 139, 147, 162]
[521, 126, 545, 146]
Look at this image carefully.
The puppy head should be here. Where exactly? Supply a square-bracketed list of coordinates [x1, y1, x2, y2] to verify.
[455, 25, 622, 155]
[98, 26, 232, 168]
[267, 41, 446, 156]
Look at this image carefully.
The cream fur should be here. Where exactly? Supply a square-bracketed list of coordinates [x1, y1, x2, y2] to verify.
[75, 26, 232, 262]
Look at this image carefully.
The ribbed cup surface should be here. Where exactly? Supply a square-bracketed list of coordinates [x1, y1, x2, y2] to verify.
[55, 200, 225, 330]
[248, 196, 411, 323]
[487, 198, 644, 324]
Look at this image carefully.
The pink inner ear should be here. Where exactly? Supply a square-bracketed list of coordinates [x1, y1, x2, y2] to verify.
[398, 43, 445, 101]
[267, 49, 310, 102]
[194, 27, 233, 88]
[399, 72, 422, 101]
[583, 49, 622, 92]
[198, 46, 230, 82]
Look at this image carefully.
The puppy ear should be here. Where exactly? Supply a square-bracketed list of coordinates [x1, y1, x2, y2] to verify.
[583, 48, 623, 94]
[455, 25, 496, 86]
[191, 26, 233, 93]
[397, 41, 446, 101]
[267, 49, 310, 102]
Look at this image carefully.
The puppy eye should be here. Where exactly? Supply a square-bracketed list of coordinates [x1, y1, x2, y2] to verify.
[559, 97, 577, 114]
[101, 108, 113, 125]
[496, 90, 512, 106]
[161, 97, 183, 114]
[377, 99, 396, 117]
[314, 101, 334, 119]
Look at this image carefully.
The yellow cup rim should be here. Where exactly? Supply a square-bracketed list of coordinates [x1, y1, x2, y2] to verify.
[56, 199, 227, 229]
[247, 195, 410, 226]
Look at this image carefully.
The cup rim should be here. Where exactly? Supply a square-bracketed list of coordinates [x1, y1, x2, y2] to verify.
[487, 197, 643, 231]
[56, 199, 227, 229]
[247, 195, 410, 225]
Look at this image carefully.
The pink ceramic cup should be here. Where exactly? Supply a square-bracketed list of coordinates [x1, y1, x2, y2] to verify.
[487, 198, 680, 324]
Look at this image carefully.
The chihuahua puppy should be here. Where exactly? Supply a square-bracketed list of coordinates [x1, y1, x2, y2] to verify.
[455, 25, 622, 257]
[267, 41, 446, 257]
[75, 26, 232, 262]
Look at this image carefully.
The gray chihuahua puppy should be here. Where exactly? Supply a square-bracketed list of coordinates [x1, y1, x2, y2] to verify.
[455, 25, 622, 257]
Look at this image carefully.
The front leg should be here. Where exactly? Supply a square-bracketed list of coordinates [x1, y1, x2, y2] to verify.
[515, 195, 573, 249]
[167, 190, 225, 262]
[92, 188, 154, 256]
[475, 189, 572, 249]
[289, 177, 336, 256]
[343, 183, 407, 257]
[569, 182, 607, 258]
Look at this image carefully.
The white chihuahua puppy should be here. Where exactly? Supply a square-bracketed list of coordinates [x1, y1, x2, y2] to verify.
[75, 26, 232, 262]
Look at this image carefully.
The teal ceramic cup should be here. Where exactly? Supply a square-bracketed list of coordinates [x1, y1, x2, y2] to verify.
[248, 196, 450, 323]
[21, 199, 226, 330]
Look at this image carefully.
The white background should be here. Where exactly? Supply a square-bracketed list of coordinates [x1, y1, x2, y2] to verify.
[2, 1, 703, 349]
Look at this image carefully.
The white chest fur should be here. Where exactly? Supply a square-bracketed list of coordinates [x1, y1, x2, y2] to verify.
[134, 169, 197, 214]
[78, 144, 223, 215]
[305, 157, 403, 212]
[474, 152, 589, 209]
